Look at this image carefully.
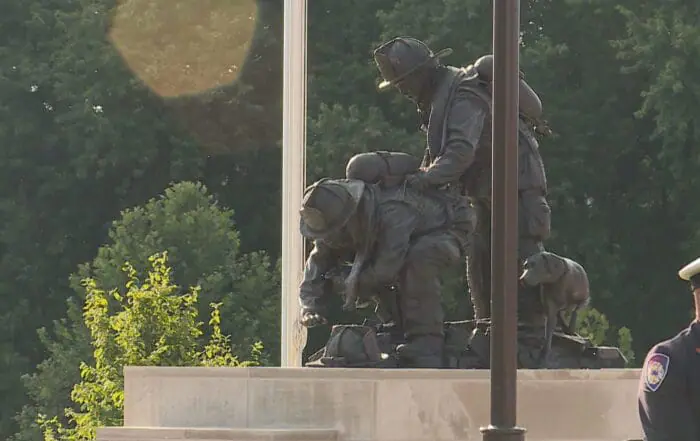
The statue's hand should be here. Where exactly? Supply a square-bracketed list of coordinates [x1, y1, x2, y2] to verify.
[300, 309, 327, 328]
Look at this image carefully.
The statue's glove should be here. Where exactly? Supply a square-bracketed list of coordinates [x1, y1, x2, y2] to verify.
[300, 307, 327, 328]
[405, 171, 430, 191]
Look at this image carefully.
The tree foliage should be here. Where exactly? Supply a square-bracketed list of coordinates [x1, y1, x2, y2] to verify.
[38, 252, 261, 441]
[11, 182, 278, 441]
[73, 181, 280, 361]
[576, 308, 635, 366]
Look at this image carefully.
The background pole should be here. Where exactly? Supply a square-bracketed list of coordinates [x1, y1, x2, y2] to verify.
[481, 0, 526, 439]
[280, 0, 308, 367]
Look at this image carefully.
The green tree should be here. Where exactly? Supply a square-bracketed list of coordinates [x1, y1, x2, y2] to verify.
[12, 182, 279, 441]
[0, 0, 202, 432]
[306, 0, 401, 115]
[614, 1, 700, 346]
[0, 0, 283, 433]
[11, 301, 91, 441]
[73, 181, 280, 360]
[577, 307, 635, 366]
[39, 252, 262, 441]
[307, 104, 423, 182]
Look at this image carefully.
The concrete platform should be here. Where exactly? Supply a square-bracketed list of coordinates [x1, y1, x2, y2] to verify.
[97, 428, 339, 441]
[101, 366, 644, 441]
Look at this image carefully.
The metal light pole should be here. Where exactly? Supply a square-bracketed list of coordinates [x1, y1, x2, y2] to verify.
[480, 0, 526, 439]
[281, 0, 308, 367]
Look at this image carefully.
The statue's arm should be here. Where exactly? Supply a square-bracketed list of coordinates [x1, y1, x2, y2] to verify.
[299, 240, 339, 316]
[421, 91, 487, 186]
[637, 345, 697, 441]
[363, 202, 417, 287]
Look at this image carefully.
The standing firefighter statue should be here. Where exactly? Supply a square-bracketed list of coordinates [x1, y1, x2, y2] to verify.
[297, 177, 475, 368]
[371, 36, 552, 323]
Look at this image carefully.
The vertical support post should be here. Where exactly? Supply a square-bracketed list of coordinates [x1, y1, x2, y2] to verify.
[281, 0, 308, 367]
[481, 0, 526, 439]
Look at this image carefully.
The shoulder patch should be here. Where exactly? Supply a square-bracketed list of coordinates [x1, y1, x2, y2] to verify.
[643, 352, 670, 392]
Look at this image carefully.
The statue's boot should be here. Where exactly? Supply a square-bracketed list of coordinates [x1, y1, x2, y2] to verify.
[396, 334, 443, 368]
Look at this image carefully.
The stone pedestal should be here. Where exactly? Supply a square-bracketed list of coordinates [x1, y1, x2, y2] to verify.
[98, 366, 643, 441]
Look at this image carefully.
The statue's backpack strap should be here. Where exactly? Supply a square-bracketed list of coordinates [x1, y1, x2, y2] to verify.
[460, 70, 493, 110]
[376, 151, 421, 187]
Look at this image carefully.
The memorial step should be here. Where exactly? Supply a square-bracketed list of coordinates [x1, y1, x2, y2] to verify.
[97, 427, 339, 441]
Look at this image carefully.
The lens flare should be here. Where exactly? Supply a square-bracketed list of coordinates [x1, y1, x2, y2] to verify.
[108, 0, 258, 97]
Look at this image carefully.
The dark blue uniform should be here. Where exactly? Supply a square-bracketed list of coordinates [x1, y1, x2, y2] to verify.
[638, 321, 700, 440]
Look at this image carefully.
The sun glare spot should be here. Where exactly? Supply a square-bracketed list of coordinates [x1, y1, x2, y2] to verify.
[108, 0, 258, 97]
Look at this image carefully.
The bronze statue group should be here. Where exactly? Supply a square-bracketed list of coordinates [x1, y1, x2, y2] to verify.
[296, 37, 603, 370]
[291, 33, 700, 441]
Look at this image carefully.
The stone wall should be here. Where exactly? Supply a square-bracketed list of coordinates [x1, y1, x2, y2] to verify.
[98, 367, 644, 441]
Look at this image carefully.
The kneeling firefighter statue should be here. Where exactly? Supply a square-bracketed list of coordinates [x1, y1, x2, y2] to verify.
[297, 175, 475, 368]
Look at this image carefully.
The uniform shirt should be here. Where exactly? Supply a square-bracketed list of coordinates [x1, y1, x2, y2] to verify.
[638, 321, 700, 441]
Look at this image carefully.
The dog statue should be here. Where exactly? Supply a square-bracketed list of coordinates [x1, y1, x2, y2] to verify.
[520, 251, 590, 367]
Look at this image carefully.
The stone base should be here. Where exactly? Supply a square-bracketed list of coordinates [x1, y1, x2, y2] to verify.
[99, 366, 645, 441]
[97, 428, 339, 441]
[306, 320, 627, 369]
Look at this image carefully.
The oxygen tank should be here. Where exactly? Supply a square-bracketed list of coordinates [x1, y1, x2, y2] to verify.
[345, 151, 421, 187]
[471, 54, 543, 121]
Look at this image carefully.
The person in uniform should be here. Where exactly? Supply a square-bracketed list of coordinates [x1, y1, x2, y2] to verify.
[370, 36, 551, 322]
[297, 177, 474, 368]
[637, 256, 700, 440]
